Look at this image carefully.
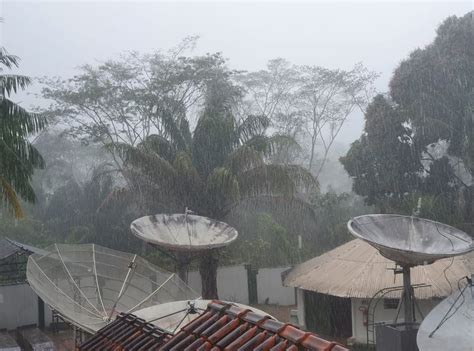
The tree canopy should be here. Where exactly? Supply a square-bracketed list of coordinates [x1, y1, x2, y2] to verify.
[342, 12, 473, 227]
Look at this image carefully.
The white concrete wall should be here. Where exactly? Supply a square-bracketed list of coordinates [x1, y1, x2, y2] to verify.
[350, 297, 439, 344]
[0, 283, 53, 330]
[257, 267, 295, 305]
[188, 265, 249, 303]
[188, 265, 295, 306]
[296, 288, 306, 329]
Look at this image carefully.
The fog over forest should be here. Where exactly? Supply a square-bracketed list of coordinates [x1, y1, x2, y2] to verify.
[0, 0, 472, 279]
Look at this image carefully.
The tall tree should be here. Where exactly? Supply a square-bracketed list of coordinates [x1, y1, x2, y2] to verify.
[340, 95, 422, 211]
[296, 63, 377, 176]
[121, 83, 318, 298]
[42, 48, 318, 299]
[0, 48, 45, 217]
[239, 61, 377, 176]
[342, 12, 473, 226]
[389, 12, 473, 222]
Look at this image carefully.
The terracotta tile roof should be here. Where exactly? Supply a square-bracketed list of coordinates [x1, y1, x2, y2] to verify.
[78, 314, 171, 351]
[79, 300, 348, 351]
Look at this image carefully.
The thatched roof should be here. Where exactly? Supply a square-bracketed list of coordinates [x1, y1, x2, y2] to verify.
[284, 239, 472, 300]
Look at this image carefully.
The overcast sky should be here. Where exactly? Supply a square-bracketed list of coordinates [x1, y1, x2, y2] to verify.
[0, 0, 471, 142]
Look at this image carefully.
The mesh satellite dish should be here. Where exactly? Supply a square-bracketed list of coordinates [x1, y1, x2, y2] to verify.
[130, 211, 238, 288]
[347, 214, 473, 332]
[417, 279, 473, 351]
[26, 243, 199, 334]
[134, 300, 272, 334]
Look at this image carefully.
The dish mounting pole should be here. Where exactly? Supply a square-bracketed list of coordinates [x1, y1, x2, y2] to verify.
[402, 265, 415, 325]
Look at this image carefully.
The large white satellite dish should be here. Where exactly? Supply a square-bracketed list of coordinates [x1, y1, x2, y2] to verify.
[134, 299, 272, 334]
[130, 213, 238, 252]
[348, 214, 473, 266]
[26, 243, 199, 334]
[417, 279, 473, 351]
[130, 212, 238, 297]
[347, 214, 473, 328]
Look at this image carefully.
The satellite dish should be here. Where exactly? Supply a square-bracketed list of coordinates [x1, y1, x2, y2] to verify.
[347, 214, 473, 329]
[348, 214, 473, 266]
[417, 280, 473, 351]
[26, 243, 199, 334]
[134, 299, 272, 334]
[130, 213, 238, 252]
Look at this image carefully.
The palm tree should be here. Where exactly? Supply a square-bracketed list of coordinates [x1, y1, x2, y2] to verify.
[120, 82, 318, 298]
[0, 48, 45, 217]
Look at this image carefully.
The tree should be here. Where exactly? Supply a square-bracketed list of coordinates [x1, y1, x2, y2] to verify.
[239, 60, 377, 176]
[0, 48, 45, 217]
[121, 84, 318, 298]
[340, 95, 422, 211]
[297, 64, 377, 176]
[389, 12, 473, 223]
[42, 48, 318, 299]
[342, 12, 473, 227]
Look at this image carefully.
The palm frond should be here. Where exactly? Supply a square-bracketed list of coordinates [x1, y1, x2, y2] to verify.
[238, 164, 318, 198]
[237, 114, 270, 142]
[173, 151, 204, 193]
[0, 97, 47, 134]
[206, 167, 240, 217]
[228, 195, 317, 229]
[245, 134, 302, 157]
[125, 146, 177, 184]
[267, 134, 302, 153]
[103, 142, 133, 161]
[1, 75, 32, 96]
[226, 145, 264, 175]
[0, 48, 20, 69]
[158, 109, 190, 152]
[138, 134, 176, 163]
[193, 110, 237, 178]
[0, 176, 24, 218]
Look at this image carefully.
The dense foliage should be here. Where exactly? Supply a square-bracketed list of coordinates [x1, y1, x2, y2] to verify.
[0, 48, 46, 217]
[342, 13, 473, 230]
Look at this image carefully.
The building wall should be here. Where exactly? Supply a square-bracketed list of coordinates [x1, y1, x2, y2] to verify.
[188, 265, 249, 303]
[0, 283, 53, 330]
[296, 288, 306, 329]
[257, 267, 295, 305]
[188, 265, 295, 306]
[350, 297, 439, 344]
[295, 289, 441, 344]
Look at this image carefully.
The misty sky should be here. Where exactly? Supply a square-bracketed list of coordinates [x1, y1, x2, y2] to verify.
[0, 0, 471, 143]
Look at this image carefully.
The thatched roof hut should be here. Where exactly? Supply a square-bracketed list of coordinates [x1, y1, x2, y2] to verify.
[284, 239, 472, 300]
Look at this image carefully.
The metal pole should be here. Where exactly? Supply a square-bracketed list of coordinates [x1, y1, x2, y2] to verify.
[176, 253, 189, 283]
[402, 266, 414, 324]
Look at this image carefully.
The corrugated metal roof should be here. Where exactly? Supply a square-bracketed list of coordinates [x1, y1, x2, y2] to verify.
[6, 239, 48, 256]
[0, 238, 21, 260]
[0, 238, 47, 260]
[284, 239, 472, 299]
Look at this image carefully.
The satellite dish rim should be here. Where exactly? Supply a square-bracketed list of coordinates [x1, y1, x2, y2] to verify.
[347, 214, 473, 265]
[130, 213, 239, 252]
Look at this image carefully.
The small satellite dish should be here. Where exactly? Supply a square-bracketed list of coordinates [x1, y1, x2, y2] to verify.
[130, 213, 238, 252]
[26, 244, 199, 334]
[134, 299, 272, 334]
[347, 214, 473, 266]
[417, 280, 473, 351]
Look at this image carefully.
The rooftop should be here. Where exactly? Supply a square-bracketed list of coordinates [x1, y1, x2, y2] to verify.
[79, 300, 349, 351]
[284, 239, 473, 299]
